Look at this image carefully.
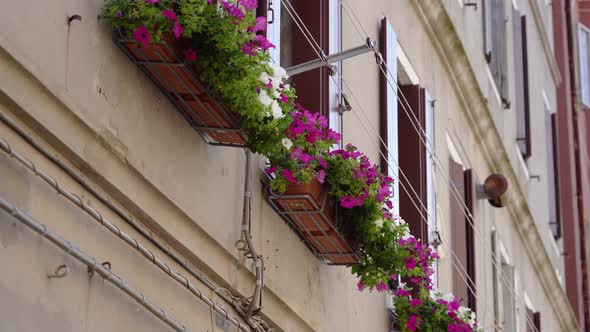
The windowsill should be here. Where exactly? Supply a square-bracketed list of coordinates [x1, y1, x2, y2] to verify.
[485, 65, 503, 110]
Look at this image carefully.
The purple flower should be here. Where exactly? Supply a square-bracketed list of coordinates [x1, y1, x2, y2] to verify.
[386, 200, 393, 209]
[265, 165, 278, 175]
[318, 115, 328, 127]
[224, 3, 245, 21]
[133, 26, 150, 48]
[283, 169, 296, 183]
[288, 119, 305, 136]
[326, 129, 341, 141]
[376, 185, 391, 203]
[264, 79, 273, 90]
[390, 274, 397, 280]
[184, 48, 197, 61]
[172, 20, 184, 38]
[448, 324, 460, 332]
[376, 282, 388, 292]
[410, 298, 422, 308]
[247, 16, 267, 32]
[162, 9, 177, 21]
[406, 315, 418, 331]
[394, 289, 411, 297]
[291, 147, 314, 164]
[241, 42, 256, 56]
[317, 157, 327, 169]
[306, 130, 319, 143]
[146, 0, 160, 3]
[340, 196, 356, 209]
[404, 257, 417, 270]
[316, 170, 326, 184]
[256, 34, 275, 50]
[116, 10, 123, 18]
[279, 93, 289, 104]
[357, 280, 365, 292]
[239, 0, 258, 11]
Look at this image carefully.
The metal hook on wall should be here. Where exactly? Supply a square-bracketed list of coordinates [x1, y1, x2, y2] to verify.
[47, 264, 68, 279]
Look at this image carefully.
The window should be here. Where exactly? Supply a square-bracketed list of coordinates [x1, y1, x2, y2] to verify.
[483, 0, 510, 108]
[579, 25, 590, 107]
[501, 261, 517, 332]
[280, 0, 342, 141]
[449, 158, 477, 312]
[545, 108, 561, 239]
[525, 297, 542, 332]
[512, 8, 531, 159]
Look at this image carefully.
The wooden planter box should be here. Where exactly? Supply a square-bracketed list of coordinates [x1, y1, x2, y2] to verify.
[265, 178, 361, 265]
[115, 32, 247, 147]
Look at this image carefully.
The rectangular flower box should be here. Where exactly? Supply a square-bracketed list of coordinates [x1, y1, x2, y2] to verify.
[115, 32, 247, 147]
[264, 177, 361, 265]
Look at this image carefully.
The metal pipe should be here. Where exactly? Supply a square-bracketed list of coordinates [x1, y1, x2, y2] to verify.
[286, 38, 375, 76]
[0, 111, 268, 331]
[0, 136, 250, 331]
[241, 150, 264, 320]
[0, 195, 188, 332]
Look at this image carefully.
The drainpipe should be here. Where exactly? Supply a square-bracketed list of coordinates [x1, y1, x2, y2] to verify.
[240, 150, 264, 320]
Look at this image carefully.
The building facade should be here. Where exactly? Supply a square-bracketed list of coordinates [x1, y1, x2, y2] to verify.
[0, 0, 579, 331]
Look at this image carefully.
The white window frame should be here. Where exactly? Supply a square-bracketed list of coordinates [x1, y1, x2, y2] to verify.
[266, 0, 281, 64]
[579, 24, 590, 107]
[328, 0, 342, 146]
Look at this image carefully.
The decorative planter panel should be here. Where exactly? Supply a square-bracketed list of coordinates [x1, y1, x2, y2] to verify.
[265, 178, 360, 265]
[115, 33, 247, 147]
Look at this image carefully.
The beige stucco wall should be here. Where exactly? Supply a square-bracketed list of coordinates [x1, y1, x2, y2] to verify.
[0, 0, 574, 331]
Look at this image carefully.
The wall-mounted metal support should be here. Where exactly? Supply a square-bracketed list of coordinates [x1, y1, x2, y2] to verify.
[47, 264, 68, 279]
[464, 1, 477, 10]
[286, 38, 376, 76]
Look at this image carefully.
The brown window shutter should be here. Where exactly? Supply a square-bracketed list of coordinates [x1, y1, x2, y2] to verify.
[548, 113, 561, 238]
[464, 169, 477, 312]
[398, 85, 428, 241]
[380, 17, 389, 173]
[284, 0, 330, 116]
[483, 0, 493, 62]
[534, 311, 542, 332]
[514, 12, 531, 159]
[526, 308, 535, 332]
[522, 15, 531, 158]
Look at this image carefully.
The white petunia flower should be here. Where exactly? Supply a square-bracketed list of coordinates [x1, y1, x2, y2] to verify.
[272, 63, 289, 81]
[442, 292, 455, 302]
[282, 138, 293, 150]
[272, 89, 281, 99]
[270, 101, 284, 119]
[375, 219, 384, 228]
[259, 72, 271, 85]
[258, 90, 272, 107]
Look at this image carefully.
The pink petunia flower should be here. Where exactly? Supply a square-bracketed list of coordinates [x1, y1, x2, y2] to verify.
[376, 282, 389, 292]
[241, 42, 256, 56]
[116, 10, 123, 18]
[133, 26, 150, 48]
[316, 170, 326, 184]
[410, 298, 422, 308]
[279, 93, 289, 104]
[283, 169, 297, 183]
[256, 34, 275, 50]
[184, 48, 197, 61]
[146, 0, 160, 3]
[406, 315, 419, 331]
[247, 16, 267, 32]
[404, 257, 417, 270]
[239, 0, 258, 11]
[357, 280, 365, 292]
[172, 20, 184, 38]
[266, 165, 278, 175]
[162, 10, 177, 21]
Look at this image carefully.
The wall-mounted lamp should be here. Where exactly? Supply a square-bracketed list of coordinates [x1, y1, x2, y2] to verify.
[477, 174, 509, 208]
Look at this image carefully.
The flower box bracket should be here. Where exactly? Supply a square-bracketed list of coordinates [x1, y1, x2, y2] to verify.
[114, 31, 248, 147]
[263, 176, 361, 265]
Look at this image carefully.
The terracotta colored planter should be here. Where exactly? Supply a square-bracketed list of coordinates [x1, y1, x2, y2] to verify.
[265, 178, 361, 265]
[116, 32, 247, 147]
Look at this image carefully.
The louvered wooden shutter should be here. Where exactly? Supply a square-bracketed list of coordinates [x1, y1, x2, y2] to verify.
[450, 157, 468, 305]
[287, 0, 329, 116]
[547, 113, 561, 238]
[533, 312, 542, 332]
[398, 85, 428, 241]
[522, 15, 531, 158]
[464, 169, 477, 312]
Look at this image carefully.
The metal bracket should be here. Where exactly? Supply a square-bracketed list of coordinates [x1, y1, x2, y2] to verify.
[286, 38, 376, 76]
[338, 93, 352, 114]
[47, 264, 68, 279]
[464, 1, 477, 10]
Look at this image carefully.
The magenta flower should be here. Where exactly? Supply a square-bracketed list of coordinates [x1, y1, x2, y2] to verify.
[133, 26, 151, 48]
[279, 93, 289, 104]
[326, 129, 341, 141]
[239, 0, 258, 11]
[386, 200, 393, 209]
[316, 170, 326, 184]
[340, 196, 356, 209]
[317, 157, 327, 169]
[116, 10, 123, 18]
[376, 282, 388, 292]
[291, 147, 314, 164]
[288, 119, 305, 136]
[318, 115, 328, 127]
[410, 298, 422, 308]
[172, 20, 184, 38]
[404, 257, 417, 270]
[390, 274, 397, 280]
[162, 10, 177, 21]
[146, 0, 160, 3]
[394, 289, 411, 297]
[241, 42, 256, 56]
[448, 324, 460, 332]
[223, 2, 245, 21]
[306, 130, 319, 143]
[376, 185, 391, 202]
[357, 280, 365, 292]
[406, 315, 418, 331]
[283, 169, 297, 183]
[247, 16, 267, 32]
[264, 79, 273, 90]
[256, 34, 275, 50]
[265, 165, 278, 175]
[184, 48, 197, 61]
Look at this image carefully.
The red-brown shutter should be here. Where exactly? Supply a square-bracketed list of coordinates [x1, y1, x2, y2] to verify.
[380, 18, 389, 173]
[534, 311, 542, 332]
[514, 11, 531, 159]
[398, 85, 428, 241]
[464, 169, 477, 312]
[450, 157, 468, 305]
[522, 15, 531, 158]
[548, 113, 561, 238]
[285, 0, 330, 116]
